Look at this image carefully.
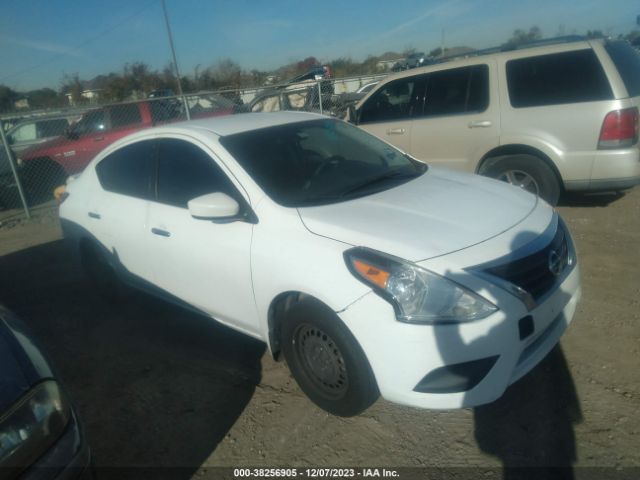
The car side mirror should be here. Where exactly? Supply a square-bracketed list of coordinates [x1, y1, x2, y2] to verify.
[347, 104, 358, 124]
[65, 126, 79, 140]
[188, 192, 240, 221]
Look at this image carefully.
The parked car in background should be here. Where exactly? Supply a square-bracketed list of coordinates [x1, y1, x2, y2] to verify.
[1, 115, 77, 208]
[60, 112, 580, 417]
[147, 88, 175, 98]
[350, 37, 640, 205]
[16, 98, 234, 199]
[332, 81, 381, 118]
[0, 304, 91, 478]
[4, 116, 75, 155]
[392, 52, 428, 71]
[248, 83, 329, 114]
[249, 65, 335, 114]
[356, 82, 379, 95]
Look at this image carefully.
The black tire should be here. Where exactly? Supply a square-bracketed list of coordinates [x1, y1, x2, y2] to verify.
[480, 154, 561, 206]
[0, 185, 22, 210]
[80, 241, 124, 302]
[282, 298, 379, 416]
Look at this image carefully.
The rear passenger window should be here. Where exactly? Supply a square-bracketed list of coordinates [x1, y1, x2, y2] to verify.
[423, 65, 489, 117]
[37, 119, 68, 138]
[109, 104, 142, 128]
[360, 77, 423, 123]
[95, 140, 155, 199]
[156, 139, 237, 208]
[507, 49, 613, 108]
[604, 41, 640, 97]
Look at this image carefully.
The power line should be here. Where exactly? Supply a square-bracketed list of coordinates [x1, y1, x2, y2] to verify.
[0, 0, 158, 84]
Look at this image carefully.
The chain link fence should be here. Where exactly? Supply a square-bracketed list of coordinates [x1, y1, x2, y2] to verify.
[0, 73, 386, 222]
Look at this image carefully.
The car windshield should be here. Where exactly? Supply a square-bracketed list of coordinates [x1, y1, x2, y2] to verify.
[219, 119, 427, 207]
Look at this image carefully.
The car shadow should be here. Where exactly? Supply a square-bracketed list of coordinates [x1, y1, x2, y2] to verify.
[474, 345, 581, 480]
[0, 239, 266, 479]
[558, 191, 626, 208]
[433, 228, 582, 479]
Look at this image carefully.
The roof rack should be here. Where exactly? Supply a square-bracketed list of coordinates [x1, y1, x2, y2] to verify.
[431, 35, 589, 65]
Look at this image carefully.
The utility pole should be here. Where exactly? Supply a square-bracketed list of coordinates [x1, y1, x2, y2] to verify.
[441, 27, 445, 57]
[161, 0, 190, 120]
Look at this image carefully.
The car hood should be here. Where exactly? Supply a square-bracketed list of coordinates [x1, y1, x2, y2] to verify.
[297, 167, 539, 262]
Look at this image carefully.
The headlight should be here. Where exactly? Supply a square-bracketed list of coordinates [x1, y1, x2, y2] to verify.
[344, 248, 497, 324]
[0, 381, 71, 469]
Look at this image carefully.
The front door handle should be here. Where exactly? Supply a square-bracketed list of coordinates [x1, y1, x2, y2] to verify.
[468, 120, 492, 128]
[88, 212, 101, 219]
[151, 227, 171, 237]
[386, 128, 406, 135]
[94, 136, 104, 141]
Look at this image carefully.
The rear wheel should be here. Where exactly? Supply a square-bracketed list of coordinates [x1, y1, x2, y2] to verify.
[481, 154, 561, 205]
[282, 298, 379, 416]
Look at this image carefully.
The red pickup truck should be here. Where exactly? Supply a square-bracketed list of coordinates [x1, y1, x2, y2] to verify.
[18, 98, 234, 195]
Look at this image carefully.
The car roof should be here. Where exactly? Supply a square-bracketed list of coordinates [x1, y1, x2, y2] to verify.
[165, 111, 326, 137]
[380, 37, 598, 83]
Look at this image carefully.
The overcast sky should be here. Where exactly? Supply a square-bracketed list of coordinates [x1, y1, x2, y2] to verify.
[0, 0, 638, 91]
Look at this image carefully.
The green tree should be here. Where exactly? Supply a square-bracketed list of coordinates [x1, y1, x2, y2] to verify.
[0, 85, 19, 113]
[504, 26, 543, 48]
[60, 73, 84, 104]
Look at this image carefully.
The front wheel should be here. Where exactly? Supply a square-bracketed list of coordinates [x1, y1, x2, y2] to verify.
[480, 154, 561, 206]
[282, 298, 379, 417]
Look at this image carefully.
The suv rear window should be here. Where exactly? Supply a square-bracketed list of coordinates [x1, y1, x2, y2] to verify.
[507, 49, 613, 108]
[604, 41, 640, 97]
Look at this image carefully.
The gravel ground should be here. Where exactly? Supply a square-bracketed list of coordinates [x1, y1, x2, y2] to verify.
[0, 189, 638, 479]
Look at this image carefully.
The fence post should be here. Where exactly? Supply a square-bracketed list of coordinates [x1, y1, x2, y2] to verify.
[317, 80, 323, 115]
[0, 120, 30, 219]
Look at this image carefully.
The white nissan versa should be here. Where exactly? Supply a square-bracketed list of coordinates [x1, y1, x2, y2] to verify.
[59, 112, 581, 416]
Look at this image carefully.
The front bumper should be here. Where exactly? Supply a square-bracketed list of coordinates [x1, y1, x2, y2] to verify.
[339, 261, 581, 410]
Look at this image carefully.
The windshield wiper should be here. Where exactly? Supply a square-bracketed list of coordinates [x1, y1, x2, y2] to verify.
[340, 170, 420, 198]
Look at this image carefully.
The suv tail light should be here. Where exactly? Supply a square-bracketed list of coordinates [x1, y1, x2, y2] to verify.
[598, 107, 639, 149]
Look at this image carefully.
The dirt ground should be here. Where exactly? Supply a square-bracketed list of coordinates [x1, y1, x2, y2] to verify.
[0, 189, 638, 479]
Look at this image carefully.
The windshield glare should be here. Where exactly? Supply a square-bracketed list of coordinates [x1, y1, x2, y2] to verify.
[219, 119, 426, 207]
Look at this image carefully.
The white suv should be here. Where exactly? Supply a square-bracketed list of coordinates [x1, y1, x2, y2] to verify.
[59, 112, 580, 416]
[350, 38, 640, 204]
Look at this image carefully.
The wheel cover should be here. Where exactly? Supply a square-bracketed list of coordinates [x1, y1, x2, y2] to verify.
[498, 169, 539, 196]
[294, 324, 349, 398]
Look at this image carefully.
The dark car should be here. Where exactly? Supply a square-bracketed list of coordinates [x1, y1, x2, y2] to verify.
[0, 305, 91, 479]
[1, 116, 76, 206]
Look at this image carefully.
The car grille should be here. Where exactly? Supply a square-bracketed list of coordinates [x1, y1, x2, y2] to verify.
[484, 224, 569, 301]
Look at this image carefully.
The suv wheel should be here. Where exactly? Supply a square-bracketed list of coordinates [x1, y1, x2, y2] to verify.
[282, 298, 379, 417]
[481, 154, 561, 205]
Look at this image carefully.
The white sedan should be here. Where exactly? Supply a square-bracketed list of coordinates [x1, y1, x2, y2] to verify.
[59, 112, 581, 416]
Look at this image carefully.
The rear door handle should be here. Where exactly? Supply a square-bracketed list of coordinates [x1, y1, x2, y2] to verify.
[151, 227, 171, 237]
[468, 120, 492, 128]
[386, 128, 406, 135]
[88, 212, 101, 219]
[94, 136, 104, 141]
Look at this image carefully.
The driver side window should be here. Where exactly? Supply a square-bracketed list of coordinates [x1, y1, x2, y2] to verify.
[359, 77, 424, 123]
